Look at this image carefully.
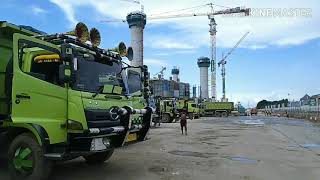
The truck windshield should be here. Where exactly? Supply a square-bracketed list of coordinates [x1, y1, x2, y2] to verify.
[72, 54, 126, 94]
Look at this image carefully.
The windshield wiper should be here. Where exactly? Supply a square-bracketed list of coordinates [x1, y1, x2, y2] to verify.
[92, 85, 104, 98]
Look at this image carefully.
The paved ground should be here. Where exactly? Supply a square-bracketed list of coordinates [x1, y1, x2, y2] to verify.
[2, 116, 320, 180]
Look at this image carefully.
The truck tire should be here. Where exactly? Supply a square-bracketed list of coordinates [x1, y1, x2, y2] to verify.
[221, 112, 228, 117]
[8, 133, 52, 180]
[162, 114, 171, 123]
[83, 149, 114, 165]
[215, 112, 222, 117]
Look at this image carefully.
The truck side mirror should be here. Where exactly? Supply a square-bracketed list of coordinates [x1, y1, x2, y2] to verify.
[59, 64, 72, 84]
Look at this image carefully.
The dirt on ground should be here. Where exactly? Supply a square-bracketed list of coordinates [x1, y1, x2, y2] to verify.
[1, 116, 320, 180]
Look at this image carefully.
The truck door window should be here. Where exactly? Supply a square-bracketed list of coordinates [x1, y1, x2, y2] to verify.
[127, 70, 142, 94]
[18, 41, 62, 86]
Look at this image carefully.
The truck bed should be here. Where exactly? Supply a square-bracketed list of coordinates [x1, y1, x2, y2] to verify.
[0, 23, 13, 116]
[0, 21, 38, 116]
[204, 102, 234, 110]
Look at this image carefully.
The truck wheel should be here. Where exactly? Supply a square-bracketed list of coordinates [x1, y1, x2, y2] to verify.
[83, 149, 114, 165]
[162, 114, 171, 123]
[221, 112, 228, 117]
[188, 113, 194, 120]
[215, 112, 222, 117]
[8, 133, 52, 180]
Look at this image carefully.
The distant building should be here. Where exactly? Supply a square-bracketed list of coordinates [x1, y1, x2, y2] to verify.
[150, 79, 190, 99]
[300, 94, 311, 106]
[289, 101, 301, 107]
[310, 94, 320, 106]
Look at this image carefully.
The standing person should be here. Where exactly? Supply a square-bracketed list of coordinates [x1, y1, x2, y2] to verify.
[180, 110, 187, 135]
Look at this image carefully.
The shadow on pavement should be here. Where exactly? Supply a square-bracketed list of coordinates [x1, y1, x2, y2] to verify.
[0, 158, 9, 180]
[0, 158, 115, 180]
[49, 158, 139, 180]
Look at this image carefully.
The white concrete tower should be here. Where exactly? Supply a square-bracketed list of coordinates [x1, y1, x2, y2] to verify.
[197, 57, 210, 100]
[171, 67, 179, 82]
[126, 12, 147, 67]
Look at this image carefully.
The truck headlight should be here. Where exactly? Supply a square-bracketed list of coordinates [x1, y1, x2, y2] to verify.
[67, 120, 83, 130]
[102, 138, 111, 147]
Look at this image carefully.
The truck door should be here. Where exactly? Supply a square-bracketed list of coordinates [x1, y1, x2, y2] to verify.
[11, 34, 68, 144]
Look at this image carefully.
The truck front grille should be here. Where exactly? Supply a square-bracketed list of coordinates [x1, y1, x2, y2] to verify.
[85, 109, 121, 128]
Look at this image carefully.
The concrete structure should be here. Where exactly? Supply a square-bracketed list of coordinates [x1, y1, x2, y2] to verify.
[150, 79, 190, 99]
[197, 57, 210, 99]
[171, 67, 179, 82]
[192, 86, 197, 99]
[126, 12, 147, 67]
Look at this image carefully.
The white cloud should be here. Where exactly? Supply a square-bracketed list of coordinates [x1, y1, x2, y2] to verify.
[154, 52, 170, 56]
[49, 0, 78, 26]
[154, 50, 197, 56]
[175, 50, 197, 54]
[49, 0, 320, 49]
[144, 58, 168, 66]
[31, 6, 47, 15]
[247, 44, 268, 50]
[146, 35, 196, 49]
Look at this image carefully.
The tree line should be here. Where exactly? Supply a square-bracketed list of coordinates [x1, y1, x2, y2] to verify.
[256, 99, 289, 109]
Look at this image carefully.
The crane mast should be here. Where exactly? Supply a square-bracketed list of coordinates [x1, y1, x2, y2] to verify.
[209, 17, 217, 101]
[218, 31, 250, 102]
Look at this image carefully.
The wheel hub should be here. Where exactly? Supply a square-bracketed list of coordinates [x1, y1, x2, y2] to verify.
[13, 147, 33, 173]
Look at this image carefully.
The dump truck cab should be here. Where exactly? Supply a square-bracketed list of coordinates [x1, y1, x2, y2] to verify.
[188, 101, 200, 119]
[176, 99, 200, 119]
[0, 21, 152, 180]
[159, 98, 178, 123]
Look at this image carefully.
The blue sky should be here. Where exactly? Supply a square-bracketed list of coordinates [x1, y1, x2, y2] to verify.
[1, 0, 319, 107]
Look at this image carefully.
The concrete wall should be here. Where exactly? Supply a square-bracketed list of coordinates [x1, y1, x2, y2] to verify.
[264, 105, 320, 121]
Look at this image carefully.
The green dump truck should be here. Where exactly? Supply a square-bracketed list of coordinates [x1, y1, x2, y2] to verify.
[158, 98, 178, 123]
[0, 21, 152, 180]
[203, 102, 234, 117]
[176, 99, 200, 119]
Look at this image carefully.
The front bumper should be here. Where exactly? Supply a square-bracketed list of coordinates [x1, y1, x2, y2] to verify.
[45, 107, 152, 160]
